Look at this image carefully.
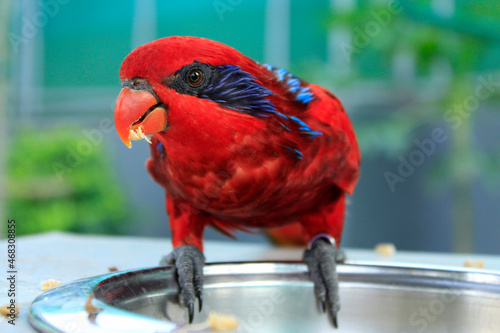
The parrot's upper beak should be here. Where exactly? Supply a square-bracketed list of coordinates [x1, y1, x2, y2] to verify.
[114, 87, 168, 148]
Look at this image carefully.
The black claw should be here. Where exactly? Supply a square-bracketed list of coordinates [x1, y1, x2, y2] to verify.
[188, 302, 194, 324]
[332, 314, 338, 329]
[197, 292, 203, 312]
[320, 298, 326, 313]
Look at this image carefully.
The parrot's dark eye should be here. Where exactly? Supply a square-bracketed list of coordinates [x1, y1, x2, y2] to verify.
[186, 69, 203, 86]
[167, 62, 213, 94]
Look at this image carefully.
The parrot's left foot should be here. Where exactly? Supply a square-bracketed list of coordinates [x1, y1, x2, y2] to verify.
[160, 245, 205, 323]
[303, 235, 343, 328]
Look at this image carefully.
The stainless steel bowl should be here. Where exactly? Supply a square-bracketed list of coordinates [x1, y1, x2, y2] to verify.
[29, 262, 500, 332]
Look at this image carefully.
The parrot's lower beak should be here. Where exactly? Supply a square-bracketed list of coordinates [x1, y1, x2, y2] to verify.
[114, 87, 168, 148]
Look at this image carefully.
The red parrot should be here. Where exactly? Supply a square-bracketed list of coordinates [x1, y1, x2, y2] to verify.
[114, 36, 360, 327]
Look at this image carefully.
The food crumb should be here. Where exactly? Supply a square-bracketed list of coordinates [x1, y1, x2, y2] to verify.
[108, 266, 118, 272]
[41, 278, 61, 291]
[85, 292, 102, 316]
[208, 312, 239, 331]
[173, 312, 239, 333]
[464, 260, 484, 269]
[375, 243, 396, 257]
[0, 304, 19, 317]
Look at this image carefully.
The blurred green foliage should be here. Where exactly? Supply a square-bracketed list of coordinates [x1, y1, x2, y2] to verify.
[6, 127, 131, 235]
[326, 0, 500, 252]
[329, 0, 500, 178]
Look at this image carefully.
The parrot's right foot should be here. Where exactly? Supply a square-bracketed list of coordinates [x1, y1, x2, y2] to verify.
[160, 245, 205, 323]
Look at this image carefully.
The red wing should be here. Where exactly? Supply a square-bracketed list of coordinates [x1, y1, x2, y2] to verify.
[303, 84, 360, 195]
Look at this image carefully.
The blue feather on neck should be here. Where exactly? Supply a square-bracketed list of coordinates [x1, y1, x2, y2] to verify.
[261, 63, 315, 104]
[202, 65, 277, 116]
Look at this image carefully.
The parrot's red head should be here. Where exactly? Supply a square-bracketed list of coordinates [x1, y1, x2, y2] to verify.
[114, 36, 271, 148]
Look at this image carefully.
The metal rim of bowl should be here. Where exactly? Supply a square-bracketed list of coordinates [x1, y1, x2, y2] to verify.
[28, 261, 500, 333]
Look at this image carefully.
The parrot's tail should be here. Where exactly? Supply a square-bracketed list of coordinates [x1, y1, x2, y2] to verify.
[265, 222, 308, 247]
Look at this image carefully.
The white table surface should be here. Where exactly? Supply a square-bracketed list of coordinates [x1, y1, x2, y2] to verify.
[2, 232, 500, 332]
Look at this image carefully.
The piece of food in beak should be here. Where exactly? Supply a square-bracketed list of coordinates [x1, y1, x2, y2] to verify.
[114, 87, 167, 148]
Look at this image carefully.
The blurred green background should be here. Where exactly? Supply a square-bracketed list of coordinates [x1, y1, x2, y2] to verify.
[1, 0, 499, 253]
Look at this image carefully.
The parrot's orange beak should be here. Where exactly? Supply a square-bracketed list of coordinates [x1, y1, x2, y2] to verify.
[114, 87, 168, 148]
